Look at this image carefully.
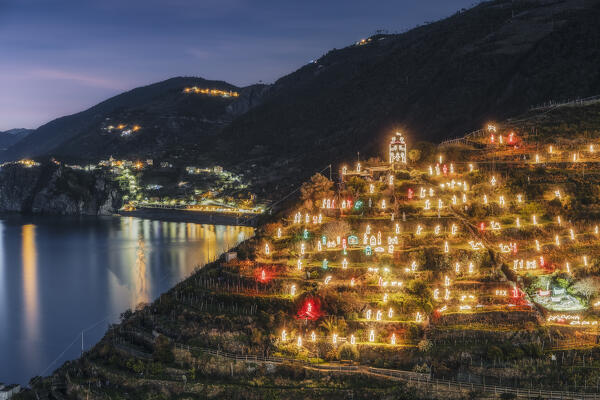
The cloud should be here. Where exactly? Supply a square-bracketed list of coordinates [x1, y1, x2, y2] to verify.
[0, 0, 479, 129]
[29, 68, 126, 90]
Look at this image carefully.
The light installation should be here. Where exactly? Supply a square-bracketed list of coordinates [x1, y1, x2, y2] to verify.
[389, 132, 407, 165]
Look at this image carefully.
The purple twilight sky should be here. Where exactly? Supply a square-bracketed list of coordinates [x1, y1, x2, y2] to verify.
[0, 0, 478, 131]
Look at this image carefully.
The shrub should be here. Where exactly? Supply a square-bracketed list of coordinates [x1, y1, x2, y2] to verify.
[408, 325, 423, 340]
[418, 339, 433, 353]
[487, 345, 503, 362]
[337, 343, 359, 361]
[153, 335, 174, 364]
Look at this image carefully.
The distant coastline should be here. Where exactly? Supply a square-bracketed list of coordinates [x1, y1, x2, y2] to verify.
[118, 208, 259, 227]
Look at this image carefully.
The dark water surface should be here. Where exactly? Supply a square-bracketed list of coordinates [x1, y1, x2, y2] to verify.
[0, 215, 253, 385]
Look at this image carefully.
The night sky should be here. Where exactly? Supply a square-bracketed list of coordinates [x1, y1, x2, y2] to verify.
[0, 0, 478, 131]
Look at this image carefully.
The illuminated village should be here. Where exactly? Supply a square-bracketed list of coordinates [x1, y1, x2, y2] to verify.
[183, 86, 239, 98]
[16, 122, 599, 398]
[2, 155, 261, 216]
[256, 127, 598, 348]
[171, 124, 600, 394]
[109, 159, 261, 215]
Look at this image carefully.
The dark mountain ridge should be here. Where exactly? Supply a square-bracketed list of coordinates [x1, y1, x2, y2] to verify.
[5, 0, 600, 189]
[209, 0, 600, 183]
[0, 128, 33, 150]
[3, 77, 268, 162]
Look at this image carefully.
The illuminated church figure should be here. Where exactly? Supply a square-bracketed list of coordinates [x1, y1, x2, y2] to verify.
[389, 132, 407, 166]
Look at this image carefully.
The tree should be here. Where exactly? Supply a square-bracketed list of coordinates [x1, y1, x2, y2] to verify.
[413, 141, 437, 163]
[300, 173, 333, 209]
[408, 149, 421, 163]
[153, 334, 174, 364]
[322, 220, 350, 241]
[346, 176, 366, 197]
[571, 277, 600, 301]
[407, 279, 433, 308]
[406, 279, 429, 297]
[319, 316, 339, 335]
[251, 329, 275, 357]
[120, 308, 133, 322]
[487, 345, 503, 365]
[468, 390, 485, 400]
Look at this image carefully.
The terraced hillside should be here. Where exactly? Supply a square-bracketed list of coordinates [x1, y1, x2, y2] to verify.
[19, 103, 600, 399]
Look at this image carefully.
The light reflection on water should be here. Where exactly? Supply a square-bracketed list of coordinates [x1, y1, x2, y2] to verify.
[21, 224, 39, 368]
[0, 216, 253, 386]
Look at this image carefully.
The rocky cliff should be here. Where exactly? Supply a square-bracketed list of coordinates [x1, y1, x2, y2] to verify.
[0, 163, 122, 215]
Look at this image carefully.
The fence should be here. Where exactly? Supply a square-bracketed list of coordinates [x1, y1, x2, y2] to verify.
[174, 343, 327, 368]
[530, 95, 600, 112]
[174, 342, 600, 398]
[549, 338, 598, 350]
[412, 377, 600, 399]
[107, 329, 600, 399]
[441, 94, 600, 148]
[439, 128, 487, 147]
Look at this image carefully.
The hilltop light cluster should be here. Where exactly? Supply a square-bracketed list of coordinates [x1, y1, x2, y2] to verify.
[355, 38, 372, 46]
[103, 123, 141, 137]
[183, 87, 239, 98]
[0, 159, 41, 168]
[232, 126, 600, 353]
